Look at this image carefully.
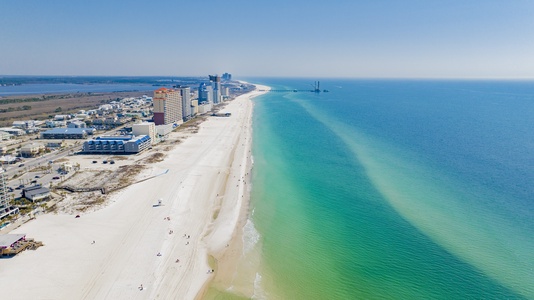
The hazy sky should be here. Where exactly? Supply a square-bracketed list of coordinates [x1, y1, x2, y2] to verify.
[1, 0, 534, 78]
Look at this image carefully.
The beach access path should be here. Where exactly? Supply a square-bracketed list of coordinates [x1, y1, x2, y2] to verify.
[0, 85, 270, 300]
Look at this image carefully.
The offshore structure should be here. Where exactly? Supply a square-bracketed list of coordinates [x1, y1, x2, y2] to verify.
[266, 81, 329, 93]
[313, 81, 321, 93]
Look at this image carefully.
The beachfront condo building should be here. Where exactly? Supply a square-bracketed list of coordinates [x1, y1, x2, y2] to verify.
[180, 87, 192, 120]
[0, 169, 8, 219]
[0, 168, 19, 221]
[222, 73, 232, 81]
[209, 75, 222, 104]
[153, 88, 182, 125]
[132, 122, 156, 145]
[198, 83, 213, 104]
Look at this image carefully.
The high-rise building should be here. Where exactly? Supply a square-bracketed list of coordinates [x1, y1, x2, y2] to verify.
[0, 168, 18, 220]
[209, 75, 221, 104]
[198, 83, 213, 104]
[153, 88, 182, 125]
[180, 87, 191, 120]
[222, 73, 232, 81]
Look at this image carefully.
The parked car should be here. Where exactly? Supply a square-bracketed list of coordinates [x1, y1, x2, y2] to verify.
[109, 160, 115, 164]
[103, 161, 108, 164]
[35, 175, 40, 178]
[19, 164, 25, 167]
[52, 176, 60, 180]
[92, 161, 97, 164]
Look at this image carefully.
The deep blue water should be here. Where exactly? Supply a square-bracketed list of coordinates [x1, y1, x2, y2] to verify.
[246, 78, 534, 299]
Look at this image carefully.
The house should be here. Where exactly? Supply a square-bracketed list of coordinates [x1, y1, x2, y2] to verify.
[67, 120, 86, 128]
[20, 143, 45, 157]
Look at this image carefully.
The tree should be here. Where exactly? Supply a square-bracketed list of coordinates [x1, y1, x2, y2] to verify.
[55, 107, 62, 113]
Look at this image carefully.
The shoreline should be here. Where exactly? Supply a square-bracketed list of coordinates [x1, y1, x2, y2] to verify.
[0, 84, 270, 300]
[198, 83, 270, 299]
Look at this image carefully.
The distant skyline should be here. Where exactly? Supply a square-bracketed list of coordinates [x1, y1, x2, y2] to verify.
[2, 0, 534, 79]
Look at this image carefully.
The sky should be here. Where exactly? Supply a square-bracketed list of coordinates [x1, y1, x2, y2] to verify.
[1, 0, 534, 78]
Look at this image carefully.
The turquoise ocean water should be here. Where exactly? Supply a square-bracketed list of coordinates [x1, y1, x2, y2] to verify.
[228, 78, 534, 300]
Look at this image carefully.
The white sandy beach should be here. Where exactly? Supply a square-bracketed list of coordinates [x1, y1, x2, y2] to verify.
[0, 85, 270, 300]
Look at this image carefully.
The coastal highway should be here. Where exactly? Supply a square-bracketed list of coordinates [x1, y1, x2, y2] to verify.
[3, 144, 82, 178]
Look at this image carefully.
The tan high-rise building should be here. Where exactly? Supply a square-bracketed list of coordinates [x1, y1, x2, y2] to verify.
[153, 88, 182, 125]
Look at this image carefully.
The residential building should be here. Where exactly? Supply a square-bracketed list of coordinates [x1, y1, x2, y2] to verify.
[0, 131, 13, 141]
[180, 87, 192, 120]
[45, 120, 67, 128]
[0, 128, 24, 136]
[155, 124, 174, 138]
[67, 120, 86, 128]
[0, 144, 7, 155]
[54, 115, 70, 121]
[83, 135, 151, 154]
[12, 120, 36, 130]
[0, 168, 19, 220]
[197, 102, 212, 114]
[41, 128, 95, 139]
[153, 88, 182, 125]
[222, 73, 232, 81]
[209, 75, 222, 104]
[20, 143, 45, 157]
[132, 122, 156, 145]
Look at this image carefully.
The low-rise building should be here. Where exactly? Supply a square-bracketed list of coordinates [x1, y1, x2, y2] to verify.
[46, 120, 67, 128]
[197, 103, 212, 114]
[22, 185, 50, 202]
[83, 135, 151, 154]
[54, 115, 70, 121]
[12, 120, 36, 130]
[20, 143, 45, 157]
[132, 122, 156, 145]
[46, 140, 67, 148]
[0, 131, 13, 140]
[0, 128, 24, 136]
[190, 100, 198, 115]
[67, 120, 86, 128]
[155, 124, 174, 138]
[1, 168, 19, 221]
[41, 128, 95, 139]
[0, 234, 26, 256]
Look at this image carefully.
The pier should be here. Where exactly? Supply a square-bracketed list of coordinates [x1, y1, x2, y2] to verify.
[259, 81, 329, 93]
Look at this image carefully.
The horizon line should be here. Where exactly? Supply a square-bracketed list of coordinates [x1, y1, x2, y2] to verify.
[2, 74, 534, 81]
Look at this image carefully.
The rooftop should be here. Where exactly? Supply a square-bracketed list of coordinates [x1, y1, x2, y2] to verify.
[0, 234, 25, 249]
[43, 128, 94, 134]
